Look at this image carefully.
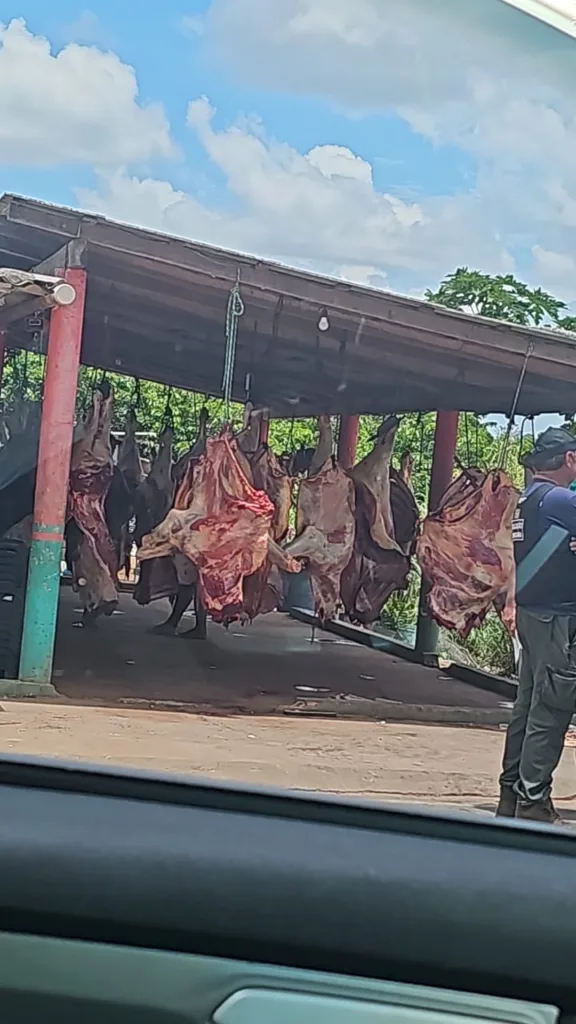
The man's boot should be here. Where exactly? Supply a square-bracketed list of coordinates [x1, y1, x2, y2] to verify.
[516, 799, 562, 825]
[495, 787, 517, 817]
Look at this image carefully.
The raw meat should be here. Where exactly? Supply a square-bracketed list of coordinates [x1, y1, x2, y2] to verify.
[250, 445, 292, 543]
[241, 443, 298, 620]
[390, 453, 420, 556]
[133, 423, 176, 606]
[340, 417, 419, 625]
[416, 469, 518, 637]
[284, 416, 356, 620]
[133, 423, 175, 546]
[106, 409, 144, 574]
[68, 387, 118, 618]
[139, 430, 297, 620]
[236, 403, 266, 456]
[117, 409, 144, 491]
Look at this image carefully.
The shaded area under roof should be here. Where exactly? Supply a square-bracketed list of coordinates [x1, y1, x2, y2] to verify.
[0, 193, 575, 417]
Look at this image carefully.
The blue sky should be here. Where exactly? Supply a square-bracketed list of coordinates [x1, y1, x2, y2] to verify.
[0, 0, 477, 259]
[1, 0, 576, 311]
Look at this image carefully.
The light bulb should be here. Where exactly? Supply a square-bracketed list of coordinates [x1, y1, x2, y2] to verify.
[317, 308, 330, 332]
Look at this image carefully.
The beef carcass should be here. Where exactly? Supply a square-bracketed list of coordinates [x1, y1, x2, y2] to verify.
[133, 423, 176, 606]
[250, 445, 292, 543]
[241, 441, 297, 620]
[340, 418, 419, 626]
[68, 386, 118, 622]
[139, 430, 297, 621]
[105, 409, 145, 576]
[416, 469, 518, 637]
[147, 413, 210, 637]
[236, 403, 266, 456]
[284, 416, 356, 620]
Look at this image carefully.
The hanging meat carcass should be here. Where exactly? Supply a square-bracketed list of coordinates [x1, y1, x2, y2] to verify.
[416, 468, 518, 637]
[139, 428, 299, 621]
[105, 409, 145, 577]
[239, 414, 296, 621]
[146, 410, 211, 637]
[133, 422, 177, 606]
[340, 419, 420, 626]
[284, 416, 356, 621]
[67, 385, 118, 623]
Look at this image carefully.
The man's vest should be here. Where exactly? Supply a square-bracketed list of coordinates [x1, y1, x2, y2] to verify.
[513, 481, 576, 607]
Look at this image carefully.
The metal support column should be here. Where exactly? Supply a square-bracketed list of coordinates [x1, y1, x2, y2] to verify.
[19, 267, 87, 687]
[415, 410, 460, 660]
[337, 415, 359, 469]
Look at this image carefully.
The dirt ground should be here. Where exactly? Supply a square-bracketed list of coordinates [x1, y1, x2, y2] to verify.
[2, 701, 575, 814]
[51, 588, 502, 715]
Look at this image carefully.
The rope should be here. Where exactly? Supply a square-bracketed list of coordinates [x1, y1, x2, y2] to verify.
[221, 277, 245, 420]
[499, 341, 535, 470]
[162, 386, 174, 429]
[288, 417, 295, 451]
[464, 413, 471, 466]
[131, 377, 142, 411]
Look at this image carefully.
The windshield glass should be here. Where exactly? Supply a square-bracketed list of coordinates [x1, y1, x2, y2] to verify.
[0, 0, 575, 829]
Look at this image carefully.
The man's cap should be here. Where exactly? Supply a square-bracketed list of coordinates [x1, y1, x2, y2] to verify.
[521, 426, 576, 467]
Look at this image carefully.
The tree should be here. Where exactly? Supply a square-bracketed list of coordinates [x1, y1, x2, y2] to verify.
[419, 266, 576, 674]
[426, 267, 576, 332]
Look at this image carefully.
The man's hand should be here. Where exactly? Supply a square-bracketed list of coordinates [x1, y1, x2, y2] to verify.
[571, 538, 576, 553]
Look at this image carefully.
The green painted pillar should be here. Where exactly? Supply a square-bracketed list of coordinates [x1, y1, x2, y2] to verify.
[19, 268, 87, 685]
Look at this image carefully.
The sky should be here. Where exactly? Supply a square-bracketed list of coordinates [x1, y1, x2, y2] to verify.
[2, 0, 576, 305]
[0, 1, 574, 438]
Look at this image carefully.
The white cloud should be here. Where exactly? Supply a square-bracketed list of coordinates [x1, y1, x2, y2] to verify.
[0, 18, 174, 167]
[193, 0, 576, 297]
[9, 2, 576, 297]
[78, 96, 513, 287]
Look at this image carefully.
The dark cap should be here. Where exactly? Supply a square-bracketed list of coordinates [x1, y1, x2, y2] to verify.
[521, 426, 576, 468]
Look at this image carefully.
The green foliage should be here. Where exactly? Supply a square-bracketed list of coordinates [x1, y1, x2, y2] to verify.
[427, 267, 576, 331]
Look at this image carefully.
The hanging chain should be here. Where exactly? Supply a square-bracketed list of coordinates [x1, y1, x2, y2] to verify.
[464, 412, 471, 466]
[221, 275, 245, 421]
[499, 340, 535, 470]
[163, 386, 174, 428]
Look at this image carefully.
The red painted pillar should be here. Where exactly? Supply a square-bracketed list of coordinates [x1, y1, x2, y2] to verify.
[19, 268, 87, 686]
[415, 411, 460, 658]
[337, 415, 359, 469]
[427, 411, 460, 513]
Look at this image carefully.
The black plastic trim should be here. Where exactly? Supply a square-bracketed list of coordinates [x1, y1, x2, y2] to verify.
[0, 757, 574, 1010]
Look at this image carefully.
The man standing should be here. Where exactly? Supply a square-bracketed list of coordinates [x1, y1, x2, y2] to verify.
[498, 427, 576, 823]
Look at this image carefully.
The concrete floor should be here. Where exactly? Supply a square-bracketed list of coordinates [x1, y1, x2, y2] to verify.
[48, 588, 502, 716]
